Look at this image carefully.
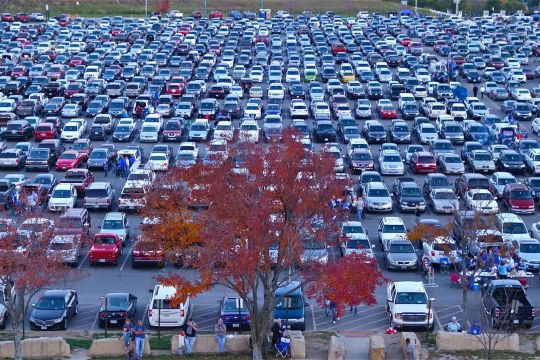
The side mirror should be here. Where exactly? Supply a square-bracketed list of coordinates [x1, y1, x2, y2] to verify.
[31, 303, 35, 308]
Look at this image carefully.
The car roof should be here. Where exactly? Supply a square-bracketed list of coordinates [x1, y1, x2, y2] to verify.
[381, 216, 404, 225]
[497, 213, 524, 222]
[393, 281, 426, 293]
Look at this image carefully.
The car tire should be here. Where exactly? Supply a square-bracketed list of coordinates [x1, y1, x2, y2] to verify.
[74, 303, 79, 315]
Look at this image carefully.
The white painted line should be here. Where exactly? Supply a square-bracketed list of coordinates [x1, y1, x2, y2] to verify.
[141, 300, 150, 325]
[311, 304, 317, 332]
[120, 244, 135, 271]
[192, 304, 218, 312]
[317, 309, 386, 328]
[77, 251, 89, 269]
[433, 307, 442, 331]
[89, 309, 100, 334]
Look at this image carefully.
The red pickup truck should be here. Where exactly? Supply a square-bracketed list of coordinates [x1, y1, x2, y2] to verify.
[60, 169, 94, 196]
[89, 234, 123, 266]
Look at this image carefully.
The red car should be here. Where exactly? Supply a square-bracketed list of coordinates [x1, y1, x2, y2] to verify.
[331, 42, 347, 55]
[69, 56, 85, 67]
[451, 55, 466, 66]
[1, 13, 13, 22]
[10, 66, 27, 78]
[191, 11, 202, 19]
[434, 40, 447, 53]
[55, 150, 83, 171]
[209, 44, 222, 55]
[379, 105, 398, 119]
[89, 234, 122, 266]
[209, 11, 224, 18]
[72, 138, 92, 161]
[400, 38, 412, 47]
[60, 169, 94, 196]
[502, 183, 535, 214]
[131, 240, 165, 268]
[34, 123, 57, 141]
[166, 83, 184, 97]
[15, 13, 29, 22]
[409, 151, 437, 174]
[65, 82, 83, 98]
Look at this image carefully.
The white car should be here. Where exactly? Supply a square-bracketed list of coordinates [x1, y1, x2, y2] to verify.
[250, 69, 264, 83]
[60, 121, 83, 142]
[146, 152, 169, 171]
[324, 145, 344, 172]
[139, 123, 160, 142]
[268, 83, 285, 100]
[144, 113, 164, 131]
[290, 101, 309, 118]
[378, 217, 407, 250]
[378, 150, 405, 175]
[386, 281, 433, 330]
[464, 189, 499, 214]
[525, 149, 540, 175]
[511, 88, 532, 101]
[178, 142, 199, 159]
[48, 183, 78, 212]
[230, 85, 244, 98]
[213, 121, 234, 141]
[0, 99, 16, 113]
[285, 67, 301, 82]
[239, 120, 260, 143]
[418, 123, 439, 144]
[422, 237, 459, 265]
[244, 104, 261, 119]
[84, 66, 101, 80]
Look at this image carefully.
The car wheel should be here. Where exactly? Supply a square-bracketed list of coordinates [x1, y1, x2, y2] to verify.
[74, 303, 79, 315]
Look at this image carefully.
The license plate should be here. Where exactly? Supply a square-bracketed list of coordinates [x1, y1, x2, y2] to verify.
[99, 259, 106, 263]
[41, 326, 47, 330]
[513, 319, 519, 324]
[401, 266, 407, 269]
[232, 323, 240, 327]
[110, 320, 117, 324]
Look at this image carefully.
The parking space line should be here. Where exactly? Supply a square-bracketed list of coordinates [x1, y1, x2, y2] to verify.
[316, 309, 386, 328]
[192, 304, 218, 312]
[119, 244, 134, 271]
[77, 251, 89, 269]
[141, 300, 149, 325]
[89, 309, 100, 334]
[433, 307, 442, 331]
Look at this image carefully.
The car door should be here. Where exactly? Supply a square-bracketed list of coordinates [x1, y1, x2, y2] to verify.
[71, 187, 77, 205]
[129, 294, 137, 318]
[123, 215, 130, 238]
[66, 291, 77, 320]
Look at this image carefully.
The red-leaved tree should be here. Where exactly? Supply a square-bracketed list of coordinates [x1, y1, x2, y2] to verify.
[142, 134, 385, 360]
[0, 212, 74, 360]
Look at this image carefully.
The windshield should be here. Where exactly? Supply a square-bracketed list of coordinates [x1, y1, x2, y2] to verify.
[497, 178, 515, 185]
[395, 292, 428, 305]
[274, 295, 303, 310]
[389, 243, 415, 253]
[107, 294, 129, 308]
[90, 151, 106, 159]
[402, 188, 422, 196]
[222, 298, 248, 313]
[36, 297, 65, 310]
[102, 220, 124, 229]
[52, 189, 72, 198]
[342, 225, 364, 234]
[368, 189, 389, 197]
[521, 243, 540, 253]
[383, 224, 406, 233]
[434, 191, 456, 199]
[346, 239, 370, 249]
[510, 190, 532, 200]
[502, 222, 527, 234]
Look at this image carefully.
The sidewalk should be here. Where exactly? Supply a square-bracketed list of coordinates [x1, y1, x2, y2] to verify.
[341, 331, 371, 360]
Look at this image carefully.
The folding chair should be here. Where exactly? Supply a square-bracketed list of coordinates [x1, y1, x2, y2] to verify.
[275, 337, 291, 358]
[450, 273, 460, 288]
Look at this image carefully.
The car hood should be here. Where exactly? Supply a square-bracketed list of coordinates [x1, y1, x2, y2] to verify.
[99, 229, 126, 238]
[400, 195, 424, 202]
[31, 308, 65, 321]
[387, 252, 417, 262]
[519, 252, 540, 262]
[367, 196, 391, 203]
[509, 198, 534, 207]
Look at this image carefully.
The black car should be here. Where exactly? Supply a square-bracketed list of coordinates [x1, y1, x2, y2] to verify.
[5, 120, 33, 140]
[366, 84, 383, 99]
[393, 178, 426, 213]
[466, 70, 481, 83]
[112, 124, 136, 142]
[289, 83, 305, 99]
[98, 293, 137, 328]
[496, 150, 525, 173]
[401, 102, 420, 120]
[423, 173, 451, 194]
[89, 124, 106, 141]
[312, 120, 337, 143]
[511, 102, 533, 121]
[389, 121, 411, 143]
[26, 148, 53, 171]
[218, 296, 251, 330]
[221, 101, 242, 119]
[29, 290, 78, 330]
[363, 122, 387, 143]
[523, 177, 540, 202]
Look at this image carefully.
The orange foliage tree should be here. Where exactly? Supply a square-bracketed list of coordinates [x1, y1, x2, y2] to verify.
[141, 135, 385, 360]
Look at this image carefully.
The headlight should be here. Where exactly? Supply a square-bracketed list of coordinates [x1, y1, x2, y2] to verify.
[53, 317, 64, 323]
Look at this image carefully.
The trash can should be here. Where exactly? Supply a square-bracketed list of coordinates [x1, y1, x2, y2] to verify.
[259, 9, 266, 19]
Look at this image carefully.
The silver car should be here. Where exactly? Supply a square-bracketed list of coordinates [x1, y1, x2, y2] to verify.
[365, 182, 393, 213]
[468, 150, 496, 173]
[176, 151, 197, 167]
[47, 234, 82, 265]
[384, 239, 418, 270]
[61, 103, 82, 118]
[429, 188, 459, 214]
[439, 153, 465, 174]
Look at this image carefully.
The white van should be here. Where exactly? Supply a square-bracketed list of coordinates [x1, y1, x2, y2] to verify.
[398, 93, 416, 110]
[148, 285, 190, 327]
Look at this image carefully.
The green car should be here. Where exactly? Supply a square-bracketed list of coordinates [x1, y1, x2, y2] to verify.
[304, 69, 317, 82]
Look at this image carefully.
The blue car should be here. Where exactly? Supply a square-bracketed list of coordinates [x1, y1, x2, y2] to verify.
[218, 297, 251, 330]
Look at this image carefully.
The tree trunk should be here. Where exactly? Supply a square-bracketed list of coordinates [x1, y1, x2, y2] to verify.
[251, 341, 264, 360]
[12, 323, 22, 360]
[461, 255, 468, 314]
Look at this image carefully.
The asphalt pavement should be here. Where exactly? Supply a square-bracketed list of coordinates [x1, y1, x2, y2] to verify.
[1, 26, 540, 336]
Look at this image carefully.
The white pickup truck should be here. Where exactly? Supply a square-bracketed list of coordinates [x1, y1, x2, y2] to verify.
[386, 281, 434, 331]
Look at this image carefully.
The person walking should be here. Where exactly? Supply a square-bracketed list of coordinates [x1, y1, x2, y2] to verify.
[117, 157, 126, 178]
[405, 338, 417, 360]
[183, 317, 198, 355]
[123, 156, 130, 178]
[480, 85, 485, 98]
[27, 190, 38, 212]
[271, 319, 282, 346]
[103, 160, 109, 177]
[328, 301, 337, 324]
[134, 320, 146, 359]
[473, 85, 479, 98]
[357, 195, 366, 220]
[350, 304, 358, 314]
[122, 319, 134, 350]
[215, 318, 227, 354]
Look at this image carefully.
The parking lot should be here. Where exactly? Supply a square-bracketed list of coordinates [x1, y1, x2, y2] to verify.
[0, 10, 539, 335]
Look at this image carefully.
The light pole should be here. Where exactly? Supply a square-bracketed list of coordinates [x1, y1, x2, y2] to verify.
[454, 0, 461, 15]
[415, 0, 417, 15]
[145, 0, 148, 18]
[203, 0, 207, 17]
[426, 297, 435, 340]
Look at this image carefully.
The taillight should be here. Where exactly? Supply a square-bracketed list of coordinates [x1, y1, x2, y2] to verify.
[180, 309, 185, 317]
[431, 251, 436, 257]
[122, 311, 128, 318]
[148, 309, 152, 317]
[532, 308, 536, 317]
[133, 251, 140, 256]
[99, 311, 106, 318]
[495, 308, 500, 317]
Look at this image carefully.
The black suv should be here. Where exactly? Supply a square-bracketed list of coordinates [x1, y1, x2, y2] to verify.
[5, 120, 33, 140]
